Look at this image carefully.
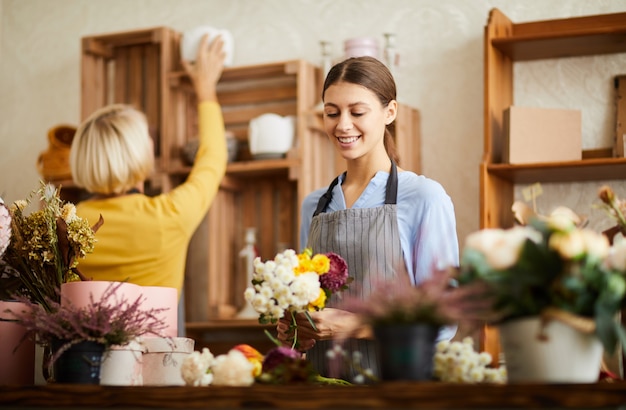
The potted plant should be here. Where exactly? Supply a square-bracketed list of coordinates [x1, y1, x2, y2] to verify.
[339, 268, 493, 382]
[6, 281, 168, 384]
[457, 204, 626, 382]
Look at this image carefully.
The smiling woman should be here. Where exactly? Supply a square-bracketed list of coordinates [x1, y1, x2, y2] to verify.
[277, 56, 460, 381]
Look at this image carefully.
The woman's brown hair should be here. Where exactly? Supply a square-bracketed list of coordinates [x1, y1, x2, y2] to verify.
[322, 56, 399, 165]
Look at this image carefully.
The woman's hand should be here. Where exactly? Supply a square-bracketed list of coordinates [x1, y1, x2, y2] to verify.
[182, 33, 226, 103]
[276, 308, 372, 352]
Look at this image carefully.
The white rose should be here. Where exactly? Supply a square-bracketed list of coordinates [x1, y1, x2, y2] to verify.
[549, 230, 585, 260]
[580, 229, 610, 260]
[548, 206, 581, 230]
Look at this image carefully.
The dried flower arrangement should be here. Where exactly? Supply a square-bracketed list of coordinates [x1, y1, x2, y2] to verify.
[0, 182, 102, 311]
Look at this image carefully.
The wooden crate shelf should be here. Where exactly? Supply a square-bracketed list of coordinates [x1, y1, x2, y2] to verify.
[81, 26, 180, 171]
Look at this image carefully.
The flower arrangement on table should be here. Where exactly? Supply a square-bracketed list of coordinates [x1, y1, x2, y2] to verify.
[7, 281, 168, 376]
[433, 337, 507, 383]
[457, 204, 626, 355]
[243, 248, 351, 349]
[0, 181, 103, 311]
[181, 343, 351, 386]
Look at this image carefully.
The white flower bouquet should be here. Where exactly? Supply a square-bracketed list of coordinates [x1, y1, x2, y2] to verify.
[243, 248, 350, 348]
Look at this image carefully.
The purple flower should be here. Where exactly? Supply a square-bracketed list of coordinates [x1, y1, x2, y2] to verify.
[262, 346, 302, 373]
[320, 252, 348, 292]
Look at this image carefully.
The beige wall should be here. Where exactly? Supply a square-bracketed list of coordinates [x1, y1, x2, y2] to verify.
[1, 0, 626, 247]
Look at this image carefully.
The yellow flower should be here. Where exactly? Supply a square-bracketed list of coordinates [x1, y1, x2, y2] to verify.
[308, 288, 327, 311]
[311, 254, 330, 275]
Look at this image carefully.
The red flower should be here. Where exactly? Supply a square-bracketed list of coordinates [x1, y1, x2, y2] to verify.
[320, 252, 349, 292]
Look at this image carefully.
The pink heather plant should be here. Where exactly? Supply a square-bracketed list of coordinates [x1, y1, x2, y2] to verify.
[6, 281, 168, 368]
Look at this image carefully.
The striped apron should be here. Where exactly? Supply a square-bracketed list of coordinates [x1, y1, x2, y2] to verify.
[306, 161, 409, 380]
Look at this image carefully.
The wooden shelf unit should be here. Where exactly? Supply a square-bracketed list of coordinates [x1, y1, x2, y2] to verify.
[481, 8, 626, 363]
[78, 27, 422, 352]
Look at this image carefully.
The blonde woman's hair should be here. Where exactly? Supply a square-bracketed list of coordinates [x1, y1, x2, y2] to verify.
[70, 104, 154, 195]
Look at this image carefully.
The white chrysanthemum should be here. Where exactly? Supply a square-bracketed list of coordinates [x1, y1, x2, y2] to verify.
[469, 367, 485, 382]
[250, 294, 269, 313]
[275, 264, 295, 283]
[290, 272, 321, 305]
[436, 340, 450, 353]
[268, 304, 285, 320]
[260, 284, 275, 299]
[180, 348, 215, 386]
[211, 350, 255, 386]
[243, 287, 256, 302]
[478, 352, 493, 366]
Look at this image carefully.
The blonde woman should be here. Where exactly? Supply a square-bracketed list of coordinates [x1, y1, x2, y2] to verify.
[70, 34, 227, 297]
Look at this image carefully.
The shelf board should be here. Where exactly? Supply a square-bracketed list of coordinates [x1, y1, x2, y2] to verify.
[186, 320, 272, 331]
[168, 157, 297, 177]
[168, 59, 305, 86]
[491, 11, 626, 61]
[485, 157, 626, 184]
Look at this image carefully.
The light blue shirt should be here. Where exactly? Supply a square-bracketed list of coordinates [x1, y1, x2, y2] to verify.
[300, 170, 460, 341]
[300, 170, 460, 285]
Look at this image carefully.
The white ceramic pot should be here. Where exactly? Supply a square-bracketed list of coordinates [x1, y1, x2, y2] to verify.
[100, 339, 145, 386]
[248, 113, 296, 159]
[180, 26, 234, 66]
[498, 316, 603, 383]
[141, 337, 194, 386]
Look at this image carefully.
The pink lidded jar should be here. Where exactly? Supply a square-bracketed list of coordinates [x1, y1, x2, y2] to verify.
[344, 37, 380, 59]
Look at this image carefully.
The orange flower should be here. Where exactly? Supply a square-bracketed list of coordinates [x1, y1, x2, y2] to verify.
[232, 344, 264, 377]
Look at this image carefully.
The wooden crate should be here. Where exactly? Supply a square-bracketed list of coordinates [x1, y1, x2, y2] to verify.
[81, 27, 180, 172]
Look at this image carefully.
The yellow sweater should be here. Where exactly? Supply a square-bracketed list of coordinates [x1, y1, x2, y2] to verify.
[75, 102, 227, 296]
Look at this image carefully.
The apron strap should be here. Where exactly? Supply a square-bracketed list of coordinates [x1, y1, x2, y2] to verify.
[313, 161, 398, 216]
[385, 161, 398, 205]
[313, 173, 344, 217]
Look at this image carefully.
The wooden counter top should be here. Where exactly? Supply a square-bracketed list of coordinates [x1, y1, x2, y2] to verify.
[1, 381, 626, 409]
